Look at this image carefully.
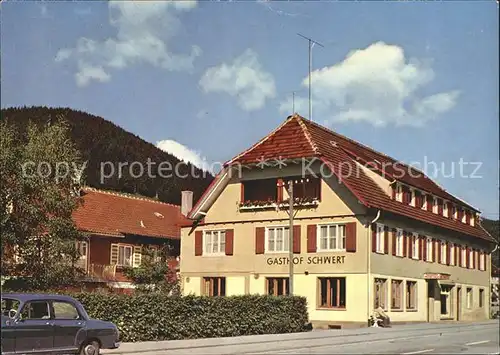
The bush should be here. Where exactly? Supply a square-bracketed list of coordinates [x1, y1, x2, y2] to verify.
[69, 293, 309, 342]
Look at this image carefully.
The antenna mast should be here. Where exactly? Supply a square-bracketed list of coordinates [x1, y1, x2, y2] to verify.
[297, 33, 324, 122]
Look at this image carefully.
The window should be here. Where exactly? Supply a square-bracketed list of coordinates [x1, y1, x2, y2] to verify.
[204, 230, 226, 255]
[376, 223, 385, 253]
[440, 241, 447, 264]
[440, 285, 453, 317]
[433, 197, 438, 214]
[396, 184, 403, 202]
[479, 289, 484, 308]
[468, 249, 474, 268]
[471, 214, 476, 226]
[266, 227, 289, 253]
[406, 281, 417, 310]
[20, 301, 50, 320]
[426, 238, 434, 262]
[284, 176, 321, 201]
[395, 229, 404, 257]
[422, 194, 427, 210]
[479, 253, 486, 271]
[411, 233, 419, 260]
[318, 277, 346, 309]
[410, 189, 416, 207]
[449, 244, 455, 266]
[76, 241, 88, 269]
[118, 245, 133, 266]
[53, 302, 80, 320]
[466, 287, 473, 309]
[443, 202, 448, 217]
[374, 278, 388, 310]
[452, 205, 457, 219]
[203, 277, 226, 296]
[391, 279, 403, 310]
[1, 298, 20, 317]
[242, 178, 277, 202]
[266, 277, 289, 296]
[317, 224, 346, 251]
[461, 210, 467, 223]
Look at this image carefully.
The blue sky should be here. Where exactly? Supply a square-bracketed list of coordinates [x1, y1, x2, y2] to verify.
[2, 0, 498, 219]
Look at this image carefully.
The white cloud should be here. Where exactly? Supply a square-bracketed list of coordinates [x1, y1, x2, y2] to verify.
[280, 41, 460, 127]
[156, 139, 212, 172]
[56, 0, 201, 87]
[199, 49, 276, 111]
[75, 63, 111, 87]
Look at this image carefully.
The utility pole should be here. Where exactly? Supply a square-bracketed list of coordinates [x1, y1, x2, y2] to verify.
[297, 33, 324, 122]
[288, 179, 294, 295]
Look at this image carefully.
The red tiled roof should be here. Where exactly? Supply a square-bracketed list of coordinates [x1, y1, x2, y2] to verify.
[73, 188, 188, 239]
[225, 114, 492, 242]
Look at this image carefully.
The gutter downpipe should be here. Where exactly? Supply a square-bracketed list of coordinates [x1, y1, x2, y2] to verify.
[367, 209, 381, 325]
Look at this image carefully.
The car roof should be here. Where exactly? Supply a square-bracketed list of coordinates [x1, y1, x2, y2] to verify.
[1, 293, 78, 303]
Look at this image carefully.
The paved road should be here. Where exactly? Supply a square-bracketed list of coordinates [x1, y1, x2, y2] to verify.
[103, 321, 499, 355]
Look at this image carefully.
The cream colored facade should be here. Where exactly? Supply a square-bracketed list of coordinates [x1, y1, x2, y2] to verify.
[181, 163, 491, 327]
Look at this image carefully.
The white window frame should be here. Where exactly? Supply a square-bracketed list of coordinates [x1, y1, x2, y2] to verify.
[317, 223, 347, 252]
[426, 237, 433, 262]
[461, 247, 467, 267]
[117, 245, 133, 267]
[468, 249, 474, 268]
[410, 188, 416, 207]
[422, 193, 427, 210]
[461, 210, 467, 223]
[433, 197, 438, 214]
[449, 244, 455, 266]
[265, 226, 289, 254]
[395, 229, 404, 257]
[440, 241, 447, 264]
[376, 223, 385, 254]
[203, 230, 226, 256]
[411, 233, 419, 260]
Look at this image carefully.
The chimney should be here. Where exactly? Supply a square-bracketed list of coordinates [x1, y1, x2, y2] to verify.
[181, 191, 193, 217]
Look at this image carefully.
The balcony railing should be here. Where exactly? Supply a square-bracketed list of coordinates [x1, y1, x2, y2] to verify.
[84, 264, 118, 282]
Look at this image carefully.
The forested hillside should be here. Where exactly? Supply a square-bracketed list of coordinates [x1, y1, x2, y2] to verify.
[1, 106, 213, 205]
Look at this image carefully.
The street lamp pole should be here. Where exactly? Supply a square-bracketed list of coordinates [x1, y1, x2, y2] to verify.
[288, 180, 294, 295]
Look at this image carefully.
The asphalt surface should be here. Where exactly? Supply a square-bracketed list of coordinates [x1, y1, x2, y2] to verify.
[103, 321, 500, 355]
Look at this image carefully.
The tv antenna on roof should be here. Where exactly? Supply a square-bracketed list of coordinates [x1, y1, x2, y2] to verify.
[297, 33, 324, 122]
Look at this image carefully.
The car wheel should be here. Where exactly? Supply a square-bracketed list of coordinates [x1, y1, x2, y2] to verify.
[80, 340, 100, 355]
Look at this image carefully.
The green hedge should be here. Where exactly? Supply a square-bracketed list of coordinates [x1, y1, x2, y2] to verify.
[69, 293, 309, 342]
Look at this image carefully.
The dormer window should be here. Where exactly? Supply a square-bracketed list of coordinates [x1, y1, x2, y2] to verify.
[470, 213, 475, 226]
[465, 211, 471, 225]
[421, 193, 427, 210]
[443, 201, 448, 217]
[395, 184, 403, 202]
[433, 197, 438, 214]
[410, 188, 416, 207]
[452, 205, 458, 219]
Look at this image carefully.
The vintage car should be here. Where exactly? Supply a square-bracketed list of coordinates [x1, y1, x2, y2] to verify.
[1, 293, 120, 355]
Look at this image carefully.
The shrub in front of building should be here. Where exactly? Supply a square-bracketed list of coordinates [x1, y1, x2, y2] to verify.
[71, 293, 310, 342]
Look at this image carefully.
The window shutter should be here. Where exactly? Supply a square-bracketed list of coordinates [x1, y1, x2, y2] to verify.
[371, 224, 377, 253]
[346, 222, 357, 253]
[458, 245, 462, 267]
[403, 232, 408, 257]
[110, 243, 119, 265]
[293, 225, 301, 254]
[240, 182, 245, 202]
[466, 247, 471, 268]
[392, 185, 396, 200]
[391, 229, 397, 256]
[447, 202, 453, 219]
[255, 227, 265, 254]
[225, 229, 234, 256]
[408, 235, 413, 259]
[438, 199, 443, 215]
[277, 179, 284, 202]
[307, 225, 317, 253]
[465, 211, 471, 224]
[384, 226, 389, 254]
[133, 245, 142, 268]
[195, 231, 203, 256]
[473, 249, 477, 269]
[437, 242, 442, 264]
[446, 242, 451, 265]
[422, 236, 427, 261]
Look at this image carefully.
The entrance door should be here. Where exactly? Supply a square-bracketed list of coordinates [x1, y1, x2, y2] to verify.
[456, 287, 462, 321]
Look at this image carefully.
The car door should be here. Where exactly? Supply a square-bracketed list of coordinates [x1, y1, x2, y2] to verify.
[14, 301, 55, 353]
[51, 300, 86, 352]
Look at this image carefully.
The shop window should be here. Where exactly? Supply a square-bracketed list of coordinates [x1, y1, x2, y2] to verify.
[374, 278, 388, 310]
[203, 277, 226, 296]
[318, 277, 346, 309]
[406, 281, 417, 310]
[440, 285, 453, 317]
[479, 289, 484, 308]
[266, 277, 289, 296]
[391, 279, 403, 310]
[466, 287, 473, 309]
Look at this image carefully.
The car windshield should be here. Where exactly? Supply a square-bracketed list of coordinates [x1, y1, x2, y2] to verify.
[1, 298, 20, 317]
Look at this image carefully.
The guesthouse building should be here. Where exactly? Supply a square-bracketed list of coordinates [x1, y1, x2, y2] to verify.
[180, 114, 494, 328]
